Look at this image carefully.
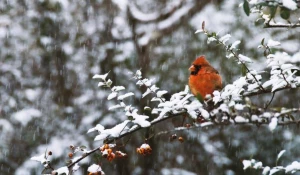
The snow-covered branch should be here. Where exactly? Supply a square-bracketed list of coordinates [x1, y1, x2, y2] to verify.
[264, 22, 300, 28]
[243, 0, 300, 28]
[243, 150, 300, 174]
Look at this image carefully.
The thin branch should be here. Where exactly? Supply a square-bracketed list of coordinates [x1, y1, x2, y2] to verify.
[280, 69, 291, 87]
[264, 23, 300, 28]
[264, 92, 275, 110]
[67, 111, 186, 169]
[243, 84, 300, 97]
[66, 100, 300, 169]
[154, 118, 300, 137]
[202, 27, 266, 92]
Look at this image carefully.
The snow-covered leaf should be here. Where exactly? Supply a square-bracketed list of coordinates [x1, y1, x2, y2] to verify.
[200, 109, 209, 119]
[118, 92, 134, 100]
[55, 166, 69, 175]
[97, 82, 106, 87]
[212, 91, 221, 104]
[267, 39, 281, 48]
[235, 116, 248, 122]
[282, 0, 298, 10]
[31, 154, 48, 165]
[142, 88, 152, 98]
[88, 164, 103, 173]
[230, 40, 241, 50]
[195, 29, 203, 34]
[112, 86, 125, 92]
[87, 124, 105, 133]
[286, 161, 300, 173]
[272, 81, 287, 92]
[269, 117, 278, 131]
[277, 150, 286, 161]
[108, 104, 122, 110]
[270, 168, 282, 175]
[253, 161, 262, 169]
[73, 164, 80, 171]
[207, 37, 217, 43]
[262, 166, 270, 175]
[144, 106, 151, 111]
[150, 85, 159, 92]
[281, 64, 298, 72]
[238, 54, 253, 63]
[106, 79, 113, 87]
[219, 34, 231, 44]
[242, 160, 252, 170]
[226, 53, 235, 59]
[93, 72, 109, 81]
[234, 104, 244, 110]
[94, 120, 130, 141]
[107, 92, 118, 100]
[94, 134, 108, 141]
[156, 90, 168, 97]
[134, 70, 142, 79]
[131, 109, 150, 127]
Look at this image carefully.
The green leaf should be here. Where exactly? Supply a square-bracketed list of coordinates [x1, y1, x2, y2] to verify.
[269, 6, 277, 18]
[243, 0, 250, 16]
[280, 7, 290, 20]
[241, 65, 247, 76]
[128, 116, 134, 120]
[80, 145, 87, 149]
[264, 50, 268, 57]
[196, 93, 204, 103]
[261, 38, 265, 45]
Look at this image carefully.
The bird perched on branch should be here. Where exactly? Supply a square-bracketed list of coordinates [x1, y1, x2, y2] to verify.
[188, 56, 222, 102]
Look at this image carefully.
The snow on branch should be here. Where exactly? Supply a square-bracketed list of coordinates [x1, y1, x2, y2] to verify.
[197, 22, 300, 106]
[127, 0, 185, 23]
[126, 0, 214, 46]
[243, 150, 300, 174]
[242, 0, 300, 28]
[32, 23, 300, 175]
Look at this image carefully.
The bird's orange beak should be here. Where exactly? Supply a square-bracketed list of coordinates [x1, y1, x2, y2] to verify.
[189, 65, 195, 72]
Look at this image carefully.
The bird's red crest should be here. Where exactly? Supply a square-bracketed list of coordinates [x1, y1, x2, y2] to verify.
[192, 56, 210, 66]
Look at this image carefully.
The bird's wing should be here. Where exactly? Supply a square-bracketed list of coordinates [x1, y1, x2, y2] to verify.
[205, 66, 219, 74]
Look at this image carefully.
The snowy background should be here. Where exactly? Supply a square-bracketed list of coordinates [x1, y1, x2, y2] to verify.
[1, 0, 300, 174]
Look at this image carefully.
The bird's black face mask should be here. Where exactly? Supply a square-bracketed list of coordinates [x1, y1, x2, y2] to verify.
[190, 65, 201, 75]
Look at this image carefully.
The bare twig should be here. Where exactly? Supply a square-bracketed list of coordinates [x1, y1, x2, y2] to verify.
[280, 69, 291, 87]
[265, 92, 275, 110]
[264, 23, 300, 28]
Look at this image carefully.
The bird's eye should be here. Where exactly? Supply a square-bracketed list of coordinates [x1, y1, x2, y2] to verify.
[194, 65, 201, 70]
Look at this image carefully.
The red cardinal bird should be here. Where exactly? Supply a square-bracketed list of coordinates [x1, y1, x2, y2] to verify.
[188, 56, 222, 101]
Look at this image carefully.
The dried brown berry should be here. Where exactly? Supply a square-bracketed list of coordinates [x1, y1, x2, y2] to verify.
[178, 137, 184, 143]
[68, 152, 73, 158]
